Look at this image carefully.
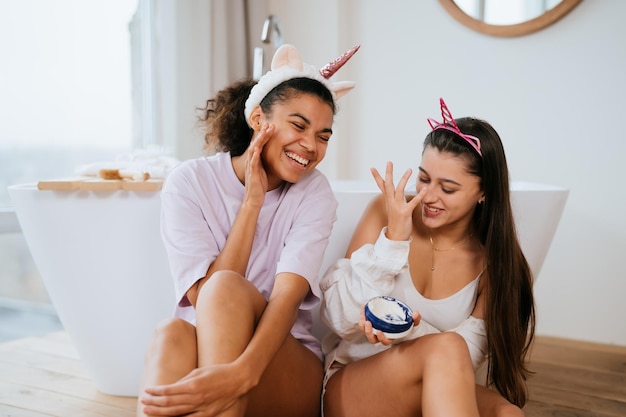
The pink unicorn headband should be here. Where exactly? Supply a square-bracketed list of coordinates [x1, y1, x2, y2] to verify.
[244, 44, 359, 124]
[427, 98, 482, 157]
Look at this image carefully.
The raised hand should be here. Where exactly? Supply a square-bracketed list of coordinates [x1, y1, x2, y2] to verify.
[244, 123, 275, 208]
[370, 161, 427, 241]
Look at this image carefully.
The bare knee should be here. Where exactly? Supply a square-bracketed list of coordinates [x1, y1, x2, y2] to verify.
[198, 270, 264, 313]
[481, 400, 524, 417]
[495, 403, 524, 417]
[477, 385, 525, 417]
[140, 317, 197, 392]
[152, 317, 195, 343]
[145, 317, 196, 364]
[199, 270, 246, 301]
[426, 332, 473, 366]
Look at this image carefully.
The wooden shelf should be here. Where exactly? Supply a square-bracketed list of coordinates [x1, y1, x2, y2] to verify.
[37, 178, 163, 192]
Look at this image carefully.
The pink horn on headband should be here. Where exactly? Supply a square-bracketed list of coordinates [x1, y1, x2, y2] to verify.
[319, 45, 360, 79]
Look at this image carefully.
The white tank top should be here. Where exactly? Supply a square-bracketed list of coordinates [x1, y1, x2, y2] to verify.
[391, 271, 482, 331]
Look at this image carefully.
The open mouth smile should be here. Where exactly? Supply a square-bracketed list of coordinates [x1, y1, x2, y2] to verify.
[285, 151, 310, 167]
[424, 205, 443, 215]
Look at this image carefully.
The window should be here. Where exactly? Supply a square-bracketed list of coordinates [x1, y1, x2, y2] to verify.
[0, 0, 139, 303]
[0, 0, 139, 209]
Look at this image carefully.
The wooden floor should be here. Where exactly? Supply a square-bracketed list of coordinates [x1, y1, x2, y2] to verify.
[0, 332, 624, 416]
[0, 332, 136, 416]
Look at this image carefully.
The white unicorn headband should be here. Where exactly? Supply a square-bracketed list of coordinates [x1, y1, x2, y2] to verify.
[244, 44, 359, 124]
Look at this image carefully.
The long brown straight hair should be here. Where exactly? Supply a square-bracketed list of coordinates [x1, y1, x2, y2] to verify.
[423, 117, 535, 407]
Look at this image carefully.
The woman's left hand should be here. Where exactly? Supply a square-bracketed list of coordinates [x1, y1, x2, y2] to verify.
[140, 362, 250, 417]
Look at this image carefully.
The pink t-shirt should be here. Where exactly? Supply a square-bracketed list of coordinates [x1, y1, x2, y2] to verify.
[160, 152, 337, 359]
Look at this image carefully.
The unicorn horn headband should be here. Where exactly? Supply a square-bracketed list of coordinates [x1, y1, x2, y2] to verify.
[427, 98, 482, 157]
[319, 44, 360, 78]
[244, 44, 359, 124]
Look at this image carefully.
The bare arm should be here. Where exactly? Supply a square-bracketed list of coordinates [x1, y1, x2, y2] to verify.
[344, 194, 387, 257]
[186, 124, 274, 306]
[321, 163, 428, 338]
[234, 272, 310, 382]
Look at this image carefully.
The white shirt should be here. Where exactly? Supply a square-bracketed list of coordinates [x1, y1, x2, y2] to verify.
[320, 228, 487, 371]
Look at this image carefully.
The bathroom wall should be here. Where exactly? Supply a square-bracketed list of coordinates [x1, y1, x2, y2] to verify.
[267, 0, 626, 346]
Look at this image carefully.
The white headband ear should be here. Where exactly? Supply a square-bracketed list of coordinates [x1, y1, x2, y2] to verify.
[332, 81, 357, 100]
[244, 44, 358, 125]
[272, 43, 304, 72]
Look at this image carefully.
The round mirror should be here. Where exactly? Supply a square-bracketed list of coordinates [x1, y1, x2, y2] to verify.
[439, 0, 582, 37]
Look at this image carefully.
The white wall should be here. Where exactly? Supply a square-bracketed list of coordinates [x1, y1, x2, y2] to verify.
[267, 1, 626, 347]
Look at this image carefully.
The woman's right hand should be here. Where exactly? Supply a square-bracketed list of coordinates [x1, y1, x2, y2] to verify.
[140, 362, 251, 417]
[359, 307, 392, 346]
[370, 161, 427, 241]
[359, 307, 422, 346]
[244, 123, 275, 208]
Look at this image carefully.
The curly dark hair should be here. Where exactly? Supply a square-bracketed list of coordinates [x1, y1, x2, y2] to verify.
[197, 77, 336, 157]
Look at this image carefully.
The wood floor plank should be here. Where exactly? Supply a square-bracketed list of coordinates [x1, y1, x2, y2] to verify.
[534, 336, 626, 355]
[0, 404, 54, 417]
[529, 361, 626, 402]
[0, 333, 80, 363]
[530, 337, 626, 374]
[0, 382, 136, 417]
[0, 331, 137, 415]
[0, 341, 90, 379]
[0, 361, 134, 408]
[528, 383, 626, 417]
[524, 401, 614, 417]
[0, 333, 624, 416]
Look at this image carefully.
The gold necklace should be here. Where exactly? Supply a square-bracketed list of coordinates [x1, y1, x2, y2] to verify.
[428, 233, 473, 271]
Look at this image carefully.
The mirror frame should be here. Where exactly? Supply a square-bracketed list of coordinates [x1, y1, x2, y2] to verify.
[438, 0, 583, 37]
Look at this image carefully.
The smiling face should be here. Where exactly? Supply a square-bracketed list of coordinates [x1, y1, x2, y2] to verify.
[256, 93, 334, 189]
[417, 147, 484, 231]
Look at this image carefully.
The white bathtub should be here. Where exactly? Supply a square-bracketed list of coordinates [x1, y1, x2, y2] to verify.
[8, 180, 568, 396]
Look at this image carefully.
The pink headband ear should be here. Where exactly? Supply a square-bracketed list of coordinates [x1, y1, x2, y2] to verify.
[427, 98, 482, 157]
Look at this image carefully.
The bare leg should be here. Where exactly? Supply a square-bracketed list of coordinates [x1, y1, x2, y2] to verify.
[476, 385, 525, 417]
[194, 270, 323, 417]
[192, 272, 254, 417]
[136, 317, 198, 416]
[324, 332, 479, 417]
[246, 334, 323, 417]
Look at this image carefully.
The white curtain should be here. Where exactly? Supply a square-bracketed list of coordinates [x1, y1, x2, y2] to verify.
[135, 0, 255, 160]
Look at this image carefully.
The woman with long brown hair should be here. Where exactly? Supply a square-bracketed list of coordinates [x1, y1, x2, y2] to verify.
[321, 98, 535, 417]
